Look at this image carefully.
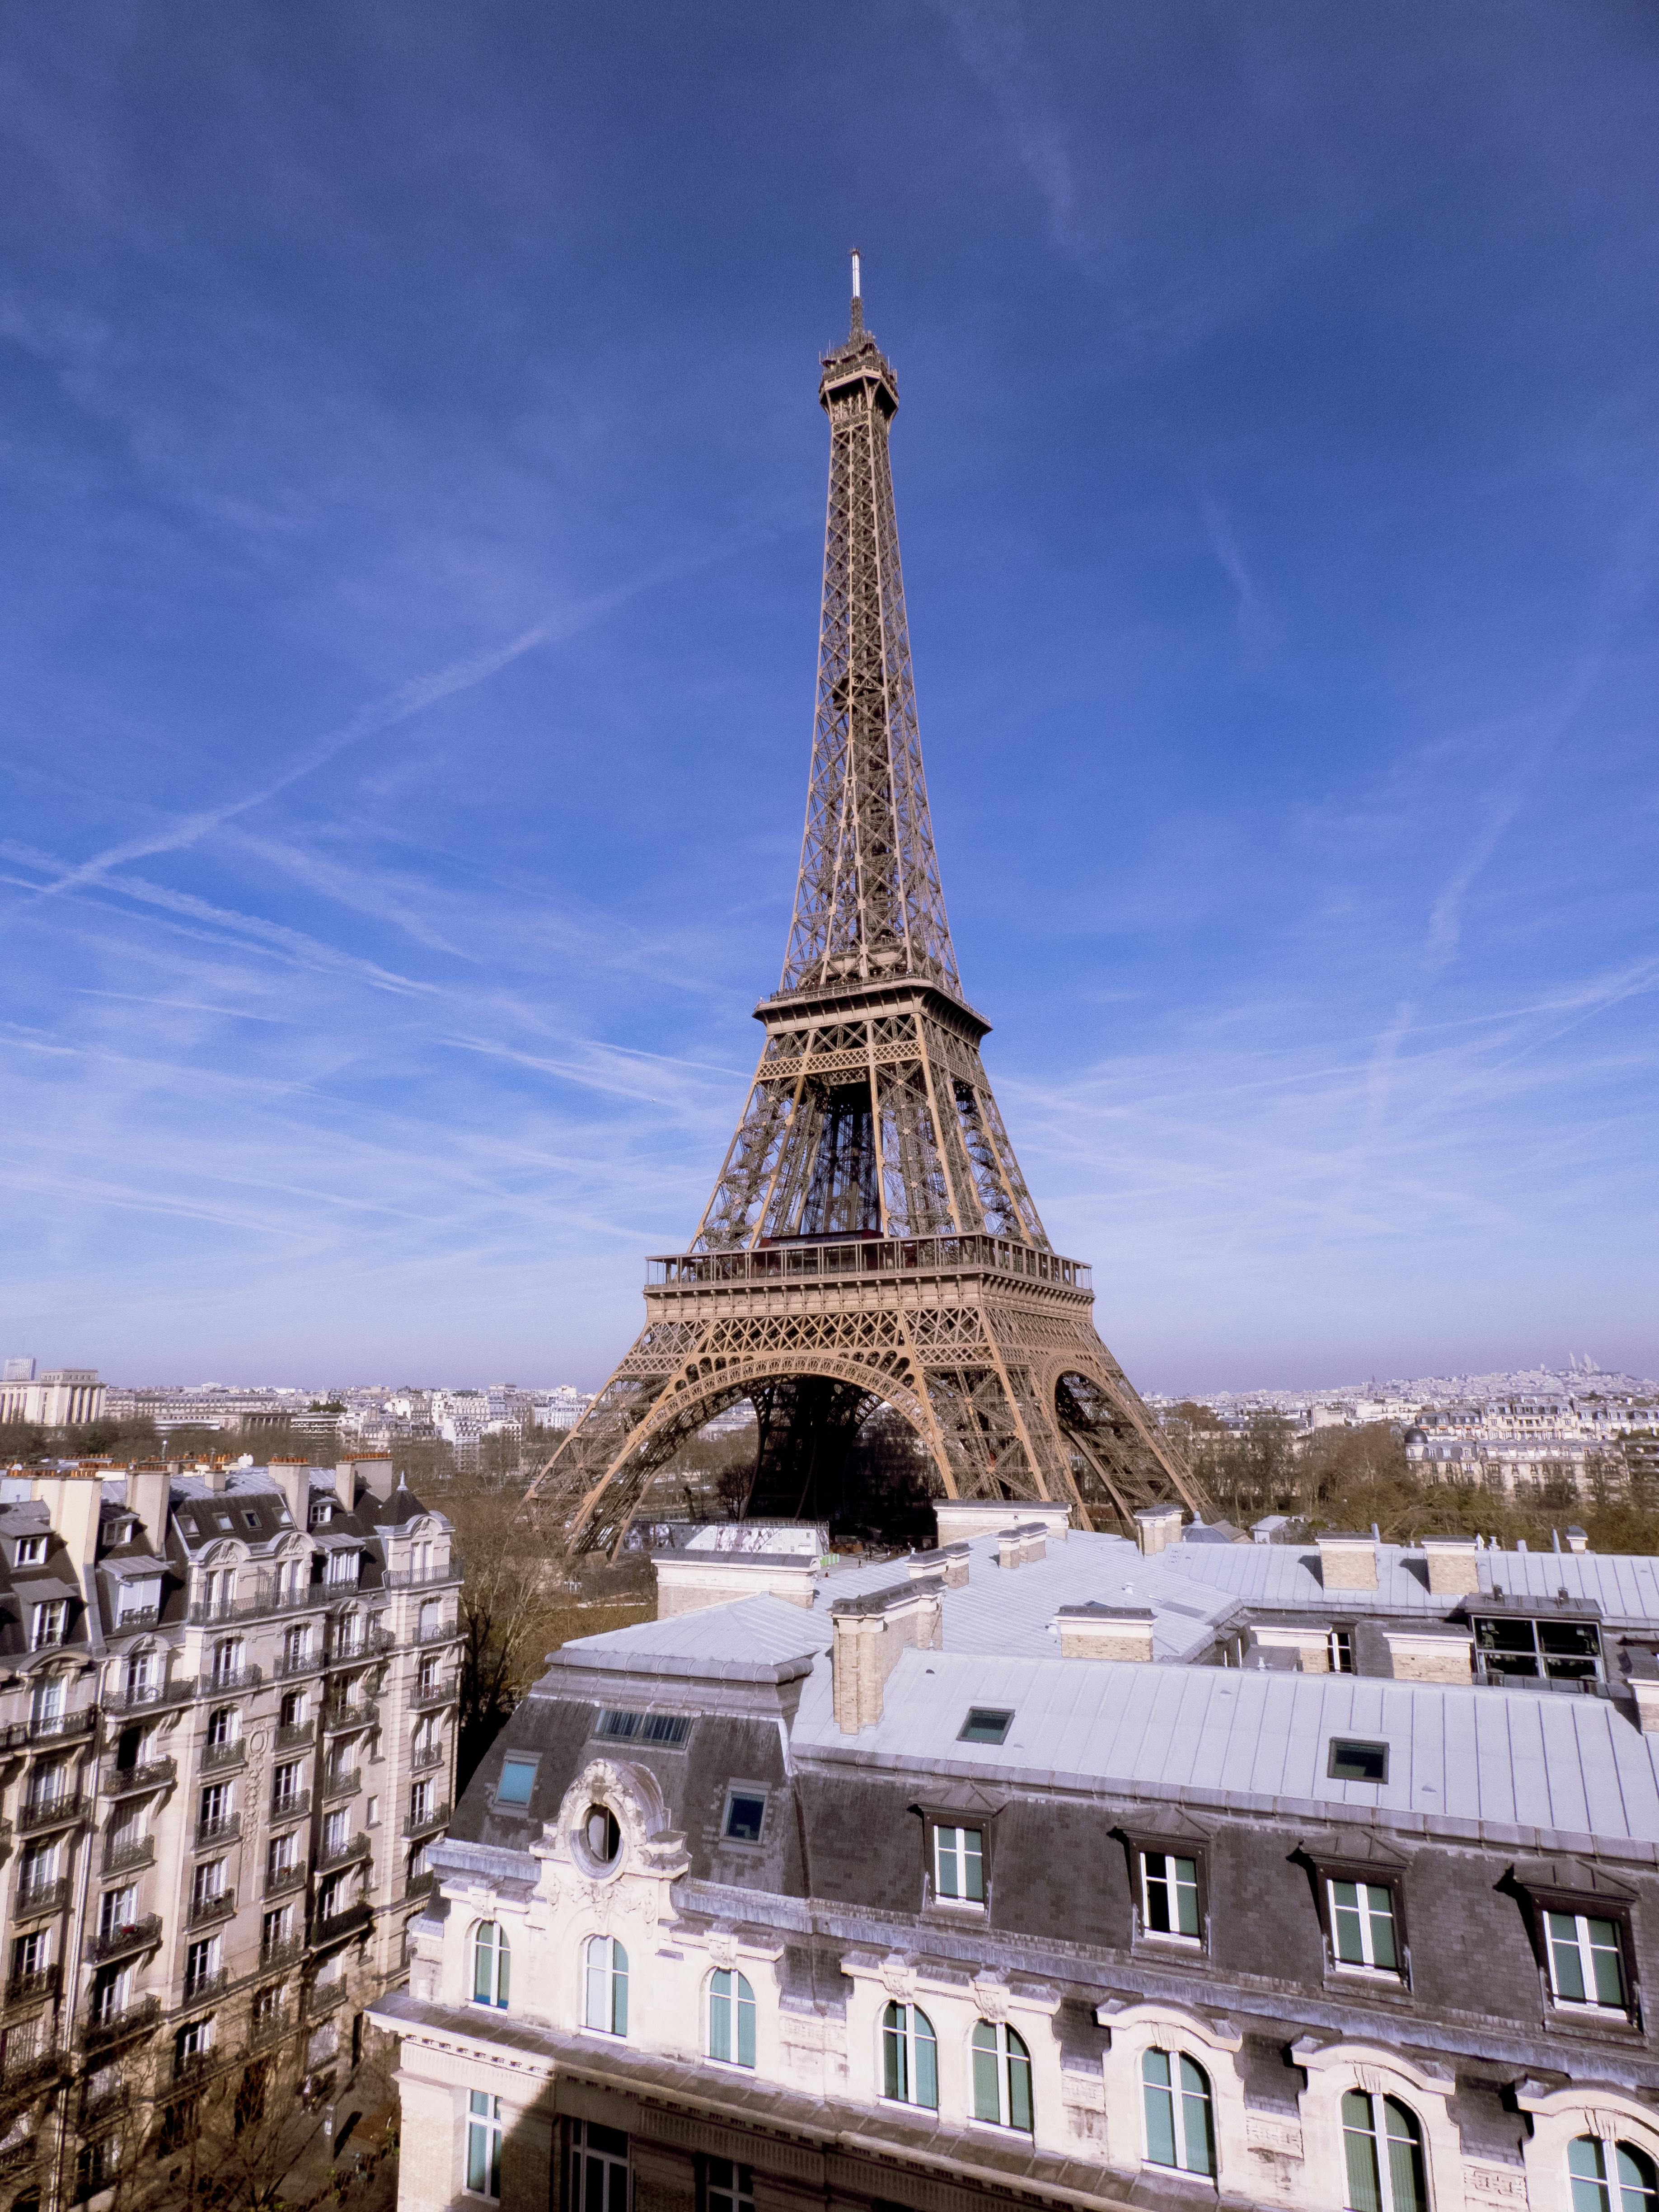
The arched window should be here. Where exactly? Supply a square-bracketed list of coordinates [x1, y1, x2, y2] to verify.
[471, 1921, 509, 2010]
[1571, 2137, 1659, 2212]
[708, 1969, 756, 2068]
[583, 1936, 628, 2036]
[1143, 2048, 1215, 2178]
[881, 2002, 938, 2110]
[970, 2020, 1032, 2132]
[1342, 2089, 1427, 2212]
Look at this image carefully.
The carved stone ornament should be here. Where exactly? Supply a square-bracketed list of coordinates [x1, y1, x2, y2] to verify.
[1465, 2166, 1530, 2204]
[707, 1927, 739, 1973]
[546, 1758, 690, 1887]
[1356, 2067, 1384, 2094]
[878, 1954, 917, 2004]
[1245, 2115, 1304, 2159]
[971, 1973, 1010, 2022]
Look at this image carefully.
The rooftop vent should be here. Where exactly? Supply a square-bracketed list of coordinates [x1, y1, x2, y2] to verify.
[1134, 1503, 1185, 1556]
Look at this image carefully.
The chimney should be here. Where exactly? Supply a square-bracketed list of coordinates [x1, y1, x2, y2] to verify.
[32, 1471, 104, 1587]
[909, 1542, 970, 1588]
[933, 1499, 1070, 1548]
[1382, 1625, 1474, 1683]
[333, 1459, 357, 1510]
[268, 1461, 313, 1533]
[1134, 1503, 1185, 1556]
[201, 1461, 227, 1495]
[349, 1455, 398, 1506]
[125, 1467, 172, 1556]
[996, 1523, 1047, 1570]
[830, 1578, 943, 1733]
[1626, 1648, 1659, 1732]
[1317, 1532, 1379, 1591]
[1565, 1526, 1589, 1554]
[1421, 1534, 1481, 1596]
[1051, 1603, 1155, 1661]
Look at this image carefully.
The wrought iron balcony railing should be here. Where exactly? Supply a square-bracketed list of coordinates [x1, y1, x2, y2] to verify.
[101, 1836, 155, 1877]
[19, 1791, 87, 1835]
[264, 1862, 308, 1899]
[193, 1813, 240, 1850]
[270, 1789, 311, 1825]
[3, 1964, 60, 2011]
[100, 1680, 191, 1718]
[86, 1915, 162, 1966]
[403, 1800, 450, 1839]
[13, 1875, 71, 1917]
[187, 1887, 235, 1929]
[410, 1671, 457, 1708]
[274, 1718, 315, 1751]
[103, 1756, 176, 1797]
[320, 1769, 361, 1804]
[315, 1830, 371, 1872]
[381, 1562, 459, 1589]
[80, 1994, 161, 2049]
[201, 1738, 247, 1774]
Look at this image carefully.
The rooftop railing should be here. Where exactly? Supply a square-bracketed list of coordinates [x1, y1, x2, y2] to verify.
[647, 1232, 1091, 1293]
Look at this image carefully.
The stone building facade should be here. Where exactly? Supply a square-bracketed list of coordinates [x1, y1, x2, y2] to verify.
[0, 1453, 460, 2209]
[373, 1504, 1659, 2212]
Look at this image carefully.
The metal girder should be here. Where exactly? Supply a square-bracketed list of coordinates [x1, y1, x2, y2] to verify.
[524, 282, 1213, 1562]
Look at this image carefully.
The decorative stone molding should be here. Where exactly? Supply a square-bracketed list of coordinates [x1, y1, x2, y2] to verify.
[1245, 2113, 1304, 2158]
[1466, 2164, 1530, 2204]
[969, 1973, 1009, 2021]
[877, 1953, 916, 2003]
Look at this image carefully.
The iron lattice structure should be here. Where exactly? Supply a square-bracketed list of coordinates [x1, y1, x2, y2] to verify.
[527, 285, 1209, 1558]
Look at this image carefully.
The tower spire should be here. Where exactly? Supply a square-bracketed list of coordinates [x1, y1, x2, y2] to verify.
[780, 266, 959, 1000]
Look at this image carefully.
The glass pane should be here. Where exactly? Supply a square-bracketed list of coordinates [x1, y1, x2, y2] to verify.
[1181, 2076, 1216, 2178]
[737, 1989, 755, 2070]
[467, 2123, 489, 2195]
[613, 1950, 628, 2038]
[1617, 2143, 1658, 2212]
[1174, 1858, 1199, 1936]
[882, 2015, 904, 2100]
[915, 2017, 937, 2110]
[971, 2025, 999, 2122]
[1143, 2078, 1177, 2168]
[709, 1987, 730, 2063]
[584, 2154, 605, 2212]
[1588, 1922, 1625, 2006]
[937, 1831, 958, 1897]
[1366, 1888, 1398, 1971]
[1548, 1916, 1588, 2001]
[1008, 2043, 1032, 2133]
[1383, 2103, 1425, 2212]
[1344, 2109, 1383, 2212]
[963, 1830, 984, 1902]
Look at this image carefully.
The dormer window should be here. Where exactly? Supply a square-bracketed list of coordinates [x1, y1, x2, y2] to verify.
[30, 1601, 68, 1652]
[15, 1537, 45, 1567]
[309, 1502, 333, 1529]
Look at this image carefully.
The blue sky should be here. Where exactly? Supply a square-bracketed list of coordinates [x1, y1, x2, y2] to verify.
[2, 1, 1656, 1393]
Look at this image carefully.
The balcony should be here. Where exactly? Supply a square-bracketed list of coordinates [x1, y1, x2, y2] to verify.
[411, 1743, 446, 1774]
[201, 1738, 247, 1775]
[193, 1813, 240, 1851]
[3, 1965, 61, 2012]
[264, 1862, 308, 1900]
[22, 1705, 99, 1745]
[306, 1977, 347, 2016]
[274, 1648, 323, 1682]
[86, 1915, 162, 1966]
[415, 1618, 459, 1647]
[103, 1757, 176, 1798]
[101, 1836, 155, 1877]
[322, 1700, 379, 1736]
[19, 1791, 87, 1836]
[314, 1899, 372, 1944]
[259, 1934, 305, 1973]
[647, 1231, 1092, 1293]
[382, 1561, 457, 1589]
[187, 1887, 235, 1930]
[101, 1679, 192, 1718]
[187, 1579, 321, 1627]
[402, 1800, 450, 1839]
[181, 1967, 229, 2007]
[274, 1718, 315, 1752]
[248, 2005, 292, 2050]
[80, 1994, 161, 2051]
[410, 1672, 456, 1710]
[315, 1830, 371, 1873]
[1, 2047, 65, 2096]
[269, 1790, 311, 1826]
[14, 1876, 71, 1919]
[403, 1869, 436, 1903]
[320, 1769, 361, 1804]
[194, 1664, 262, 1697]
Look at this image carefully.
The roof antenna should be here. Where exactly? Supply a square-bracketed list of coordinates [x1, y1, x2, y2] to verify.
[849, 247, 863, 336]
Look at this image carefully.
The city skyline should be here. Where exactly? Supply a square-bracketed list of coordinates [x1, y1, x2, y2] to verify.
[3, 4, 1657, 1393]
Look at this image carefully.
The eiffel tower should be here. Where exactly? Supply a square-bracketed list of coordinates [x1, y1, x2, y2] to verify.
[529, 262, 1209, 1560]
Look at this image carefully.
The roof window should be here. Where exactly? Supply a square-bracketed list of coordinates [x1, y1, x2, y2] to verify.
[958, 1707, 1014, 1745]
[1328, 1738, 1389, 1784]
[595, 1710, 690, 1747]
[496, 1756, 539, 1806]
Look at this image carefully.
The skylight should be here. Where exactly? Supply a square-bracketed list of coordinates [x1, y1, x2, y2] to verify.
[958, 1707, 1015, 1745]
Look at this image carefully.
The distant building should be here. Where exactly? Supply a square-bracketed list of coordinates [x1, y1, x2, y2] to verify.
[0, 1369, 106, 1428]
[4, 1358, 37, 1385]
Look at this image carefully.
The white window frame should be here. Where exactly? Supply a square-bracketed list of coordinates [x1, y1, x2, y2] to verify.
[15, 1536, 46, 1567]
[464, 2090, 502, 2201]
[1139, 1850, 1202, 1945]
[1545, 1909, 1628, 2013]
[1141, 2046, 1217, 2178]
[1329, 1627, 1355, 1673]
[471, 1920, 510, 2010]
[970, 2018, 1033, 2132]
[583, 1935, 628, 2036]
[30, 1601, 67, 1651]
[1328, 1878, 1401, 1974]
[931, 1823, 984, 1905]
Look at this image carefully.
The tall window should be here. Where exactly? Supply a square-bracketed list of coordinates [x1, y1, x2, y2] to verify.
[1570, 2137, 1659, 2212]
[881, 2002, 938, 2109]
[707, 1970, 755, 2068]
[1142, 2049, 1215, 2176]
[570, 2120, 628, 2212]
[1329, 1629, 1355, 1674]
[31, 1600, 67, 1650]
[472, 1922, 510, 2010]
[705, 2159, 751, 2212]
[465, 2090, 502, 2200]
[1342, 2090, 1426, 2212]
[184, 1936, 220, 1997]
[1330, 1880, 1399, 1972]
[1546, 1913, 1627, 2010]
[583, 1936, 628, 2036]
[970, 2020, 1032, 2132]
[1140, 1851, 1200, 1941]
[932, 1825, 984, 1903]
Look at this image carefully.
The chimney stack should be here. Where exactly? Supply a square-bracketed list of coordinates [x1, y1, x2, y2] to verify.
[1134, 1504, 1185, 1556]
[1051, 1603, 1155, 1661]
[996, 1523, 1047, 1571]
[1565, 1526, 1589, 1554]
[830, 1579, 943, 1733]
[1420, 1534, 1480, 1596]
[908, 1542, 970, 1588]
[32, 1471, 104, 1588]
[1317, 1532, 1379, 1591]
[125, 1466, 172, 1556]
